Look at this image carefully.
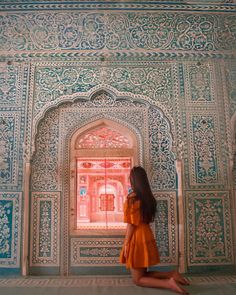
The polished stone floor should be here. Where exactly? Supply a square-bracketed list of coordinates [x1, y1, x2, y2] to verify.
[0, 275, 236, 295]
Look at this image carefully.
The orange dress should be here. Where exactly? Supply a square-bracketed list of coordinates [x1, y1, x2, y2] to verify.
[120, 197, 160, 269]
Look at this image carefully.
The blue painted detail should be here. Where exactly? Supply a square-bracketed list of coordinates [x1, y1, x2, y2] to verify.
[39, 201, 52, 258]
[178, 64, 185, 97]
[29, 267, 60, 276]
[192, 116, 218, 183]
[0, 12, 235, 51]
[0, 200, 13, 259]
[79, 187, 87, 196]
[0, 193, 21, 268]
[0, 268, 21, 276]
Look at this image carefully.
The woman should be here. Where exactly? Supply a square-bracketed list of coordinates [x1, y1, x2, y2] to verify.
[120, 166, 189, 294]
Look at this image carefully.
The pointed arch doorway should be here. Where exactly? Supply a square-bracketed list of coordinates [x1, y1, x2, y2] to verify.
[69, 118, 139, 274]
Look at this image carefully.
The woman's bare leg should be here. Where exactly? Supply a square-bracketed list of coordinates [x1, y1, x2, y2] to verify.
[146, 270, 190, 285]
[130, 268, 189, 294]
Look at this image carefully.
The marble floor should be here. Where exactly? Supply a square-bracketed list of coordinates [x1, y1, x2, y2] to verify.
[0, 275, 236, 295]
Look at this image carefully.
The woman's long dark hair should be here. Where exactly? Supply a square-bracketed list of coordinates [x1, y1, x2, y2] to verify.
[130, 166, 157, 223]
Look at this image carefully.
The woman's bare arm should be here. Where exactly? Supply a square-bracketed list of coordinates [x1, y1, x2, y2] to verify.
[125, 223, 136, 244]
[124, 223, 136, 257]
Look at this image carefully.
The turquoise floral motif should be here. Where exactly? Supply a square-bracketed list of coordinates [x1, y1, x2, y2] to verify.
[0, 116, 15, 185]
[0, 66, 18, 105]
[32, 93, 176, 192]
[187, 192, 233, 265]
[0, 201, 13, 258]
[226, 63, 236, 117]
[39, 201, 51, 258]
[35, 67, 98, 112]
[233, 153, 236, 189]
[0, 65, 28, 191]
[0, 12, 235, 51]
[34, 64, 174, 119]
[128, 13, 174, 49]
[109, 66, 173, 104]
[31, 193, 60, 266]
[0, 192, 21, 267]
[149, 107, 176, 189]
[195, 199, 225, 258]
[192, 116, 218, 183]
[154, 192, 177, 264]
[155, 200, 169, 257]
[71, 238, 124, 266]
[31, 111, 59, 191]
[173, 14, 216, 51]
[216, 15, 236, 50]
[188, 64, 213, 101]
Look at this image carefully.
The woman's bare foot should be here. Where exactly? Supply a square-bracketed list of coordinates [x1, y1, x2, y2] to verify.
[172, 270, 190, 285]
[168, 278, 189, 294]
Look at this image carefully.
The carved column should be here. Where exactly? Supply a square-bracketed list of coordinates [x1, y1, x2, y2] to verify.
[175, 159, 187, 273]
[22, 161, 31, 276]
[229, 153, 236, 266]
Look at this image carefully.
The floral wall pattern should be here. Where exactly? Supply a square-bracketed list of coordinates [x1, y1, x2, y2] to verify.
[191, 115, 219, 184]
[30, 192, 60, 267]
[187, 191, 233, 265]
[184, 63, 215, 103]
[226, 62, 236, 117]
[0, 12, 235, 52]
[0, 114, 21, 187]
[0, 192, 21, 267]
[0, 1, 235, 275]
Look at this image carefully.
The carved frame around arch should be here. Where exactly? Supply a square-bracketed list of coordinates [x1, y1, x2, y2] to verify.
[29, 87, 180, 275]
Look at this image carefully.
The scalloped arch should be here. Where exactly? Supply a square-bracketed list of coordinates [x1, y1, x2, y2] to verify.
[32, 84, 176, 156]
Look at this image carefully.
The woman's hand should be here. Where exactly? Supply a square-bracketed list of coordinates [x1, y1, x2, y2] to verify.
[124, 242, 129, 258]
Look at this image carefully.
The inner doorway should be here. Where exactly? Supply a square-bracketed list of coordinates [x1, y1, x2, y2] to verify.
[70, 119, 139, 234]
[76, 157, 131, 229]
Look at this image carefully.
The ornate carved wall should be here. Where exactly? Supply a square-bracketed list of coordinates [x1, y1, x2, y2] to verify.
[0, 0, 235, 275]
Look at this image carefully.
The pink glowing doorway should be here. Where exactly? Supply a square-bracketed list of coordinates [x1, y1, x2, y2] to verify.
[76, 157, 131, 229]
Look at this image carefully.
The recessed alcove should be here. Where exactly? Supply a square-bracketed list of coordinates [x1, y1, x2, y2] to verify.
[76, 157, 131, 229]
[70, 119, 138, 234]
[29, 88, 180, 275]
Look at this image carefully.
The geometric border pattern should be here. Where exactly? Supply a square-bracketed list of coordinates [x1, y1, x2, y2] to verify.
[30, 192, 60, 267]
[186, 191, 233, 266]
[1, 275, 236, 287]
[1, 1, 236, 12]
[70, 237, 123, 267]
[0, 192, 21, 267]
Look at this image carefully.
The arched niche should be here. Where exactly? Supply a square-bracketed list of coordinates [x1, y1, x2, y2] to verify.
[69, 118, 139, 233]
[29, 88, 179, 276]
